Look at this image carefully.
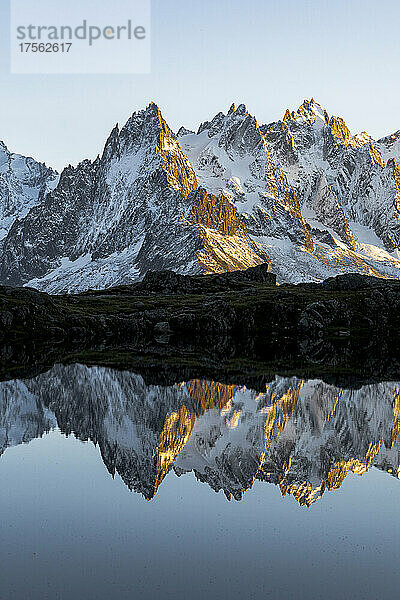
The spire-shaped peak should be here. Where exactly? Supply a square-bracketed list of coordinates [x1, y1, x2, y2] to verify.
[0, 140, 9, 156]
[226, 103, 248, 116]
[197, 103, 253, 136]
[102, 123, 120, 161]
[0, 140, 10, 170]
[328, 115, 354, 146]
[142, 101, 168, 128]
[298, 97, 321, 111]
[109, 123, 120, 136]
[146, 101, 161, 115]
[236, 103, 248, 116]
[288, 98, 329, 126]
[117, 102, 174, 155]
[177, 126, 194, 137]
[126, 101, 167, 131]
[197, 110, 225, 135]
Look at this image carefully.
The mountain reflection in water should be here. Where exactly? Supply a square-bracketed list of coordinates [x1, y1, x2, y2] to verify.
[1, 364, 399, 506]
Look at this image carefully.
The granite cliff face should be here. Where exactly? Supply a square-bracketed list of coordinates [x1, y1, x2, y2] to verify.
[0, 364, 399, 505]
[1, 99, 400, 291]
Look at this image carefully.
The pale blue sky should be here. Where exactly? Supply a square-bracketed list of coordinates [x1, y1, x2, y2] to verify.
[1, 0, 399, 171]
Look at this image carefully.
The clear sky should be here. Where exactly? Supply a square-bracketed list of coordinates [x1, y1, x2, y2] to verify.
[0, 0, 399, 171]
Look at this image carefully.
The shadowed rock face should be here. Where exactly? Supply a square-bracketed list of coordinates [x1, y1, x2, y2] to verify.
[0, 363, 399, 505]
[0, 141, 58, 242]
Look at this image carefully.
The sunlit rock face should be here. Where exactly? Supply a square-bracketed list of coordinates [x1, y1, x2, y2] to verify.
[2, 99, 400, 291]
[0, 364, 399, 506]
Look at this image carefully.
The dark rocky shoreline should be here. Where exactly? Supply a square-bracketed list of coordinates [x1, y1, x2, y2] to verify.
[2, 264, 400, 385]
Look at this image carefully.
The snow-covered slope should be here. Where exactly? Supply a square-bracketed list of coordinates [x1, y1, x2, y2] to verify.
[0, 141, 58, 243]
[0, 365, 399, 505]
[2, 99, 400, 291]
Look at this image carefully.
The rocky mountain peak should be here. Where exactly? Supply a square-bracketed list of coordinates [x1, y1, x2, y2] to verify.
[220, 108, 264, 157]
[288, 98, 329, 126]
[197, 111, 225, 135]
[100, 104, 198, 198]
[0, 140, 9, 157]
[378, 130, 400, 164]
[353, 131, 371, 146]
[101, 123, 120, 161]
[177, 126, 194, 137]
[328, 115, 359, 147]
[235, 103, 249, 115]
[193, 105, 264, 159]
[116, 102, 171, 152]
[0, 143, 58, 243]
[324, 117, 385, 167]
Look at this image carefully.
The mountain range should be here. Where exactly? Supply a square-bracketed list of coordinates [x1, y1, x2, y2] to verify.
[1, 98, 400, 292]
[1, 365, 399, 505]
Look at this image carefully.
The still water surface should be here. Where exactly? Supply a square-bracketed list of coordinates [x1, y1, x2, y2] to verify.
[0, 364, 399, 599]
